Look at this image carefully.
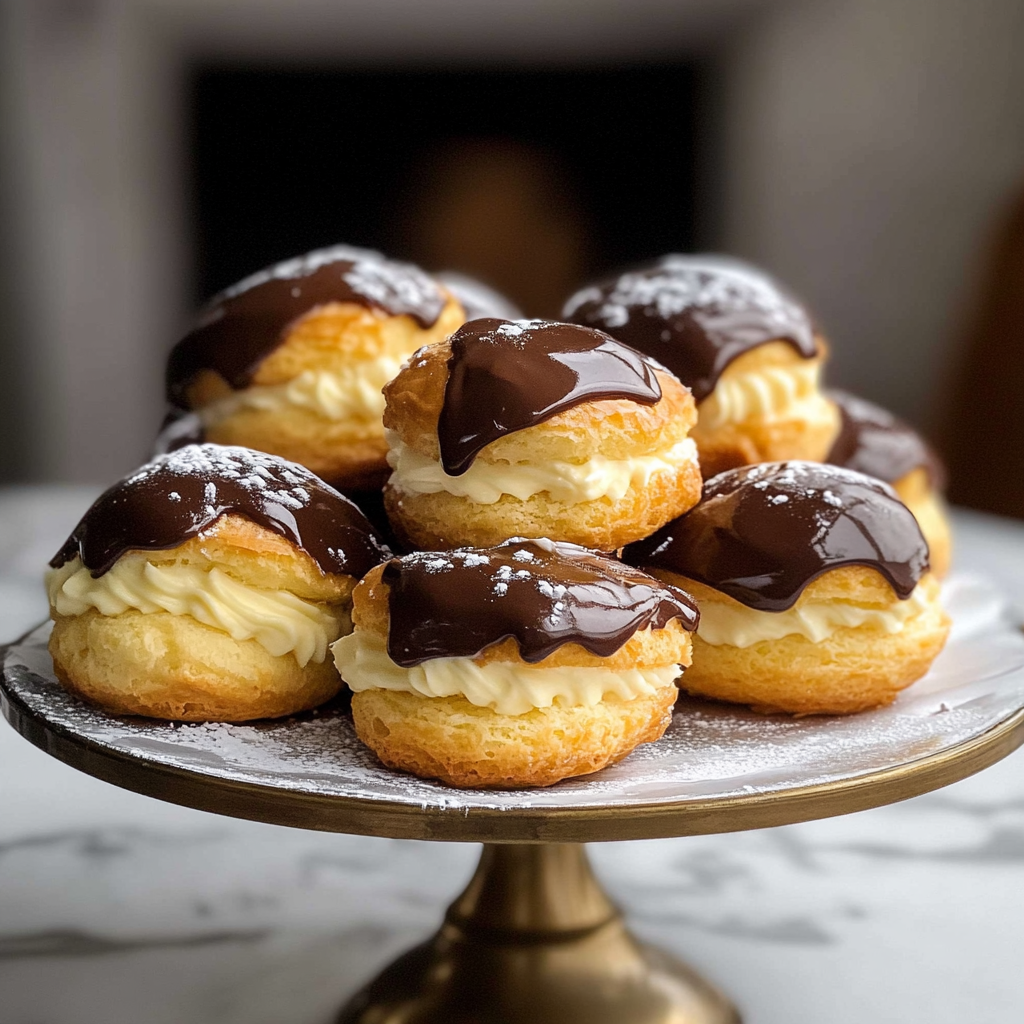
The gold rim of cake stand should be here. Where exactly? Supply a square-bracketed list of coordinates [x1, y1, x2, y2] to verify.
[3, 649, 1023, 843]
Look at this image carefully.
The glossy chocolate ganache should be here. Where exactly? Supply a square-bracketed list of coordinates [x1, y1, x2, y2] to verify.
[166, 245, 447, 408]
[626, 461, 928, 612]
[563, 255, 817, 402]
[827, 390, 946, 488]
[382, 538, 699, 667]
[51, 444, 390, 579]
[438, 318, 662, 475]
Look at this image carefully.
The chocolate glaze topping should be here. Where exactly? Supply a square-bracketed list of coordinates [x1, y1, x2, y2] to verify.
[625, 461, 928, 612]
[438, 318, 662, 475]
[563, 254, 818, 402]
[382, 538, 699, 667]
[166, 245, 447, 408]
[51, 444, 391, 579]
[827, 390, 946, 489]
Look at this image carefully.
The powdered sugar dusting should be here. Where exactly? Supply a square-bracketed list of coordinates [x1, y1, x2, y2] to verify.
[392, 538, 695, 635]
[343, 257, 444, 321]
[706, 460, 906, 537]
[458, 318, 578, 350]
[563, 255, 812, 346]
[205, 243, 444, 327]
[220, 244, 380, 299]
[52, 444, 389, 580]
[137, 444, 317, 512]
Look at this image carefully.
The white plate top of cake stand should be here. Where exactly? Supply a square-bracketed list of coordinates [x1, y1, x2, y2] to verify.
[3, 575, 1023, 844]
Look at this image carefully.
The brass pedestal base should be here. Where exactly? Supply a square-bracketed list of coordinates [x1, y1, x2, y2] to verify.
[339, 843, 740, 1024]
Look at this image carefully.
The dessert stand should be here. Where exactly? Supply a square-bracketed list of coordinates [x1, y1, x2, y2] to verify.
[4, 577, 1024, 1023]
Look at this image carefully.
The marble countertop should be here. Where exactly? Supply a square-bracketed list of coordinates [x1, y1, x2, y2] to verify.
[2, 486, 1023, 1024]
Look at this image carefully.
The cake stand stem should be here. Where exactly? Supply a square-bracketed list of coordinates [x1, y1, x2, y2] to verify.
[337, 842, 740, 1024]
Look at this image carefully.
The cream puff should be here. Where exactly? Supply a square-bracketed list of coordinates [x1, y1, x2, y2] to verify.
[165, 245, 465, 490]
[46, 444, 390, 721]
[826, 390, 952, 578]
[563, 254, 840, 478]
[382, 317, 703, 552]
[332, 537, 699, 788]
[625, 461, 949, 715]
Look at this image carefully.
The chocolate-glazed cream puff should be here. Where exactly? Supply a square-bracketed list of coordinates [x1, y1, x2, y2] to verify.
[563, 255, 840, 478]
[826, 390, 952, 578]
[46, 445, 390, 721]
[165, 245, 465, 490]
[332, 538, 699, 788]
[626, 462, 949, 715]
[382, 318, 703, 551]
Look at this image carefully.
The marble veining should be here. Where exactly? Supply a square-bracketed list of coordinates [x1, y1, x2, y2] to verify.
[0, 927, 273, 961]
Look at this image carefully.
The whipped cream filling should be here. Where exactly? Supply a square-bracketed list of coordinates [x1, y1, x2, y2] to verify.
[332, 629, 680, 716]
[47, 555, 349, 667]
[199, 357, 406, 429]
[698, 360, 822, 429]
[386, 432, 698, 505]
[696, 585, 932, 648]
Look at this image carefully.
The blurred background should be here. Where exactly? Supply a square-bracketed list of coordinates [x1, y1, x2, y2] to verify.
[1, 0, 1023, 513]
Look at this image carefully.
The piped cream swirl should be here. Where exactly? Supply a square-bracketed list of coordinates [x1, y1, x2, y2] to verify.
[332, 629, 680, 716]
[199, 357, 405, 429]
[386, 432, 698, 505]
[699, 360, 821, 428]
[696, 585, 932, 648]
[47, 555, 349, 667]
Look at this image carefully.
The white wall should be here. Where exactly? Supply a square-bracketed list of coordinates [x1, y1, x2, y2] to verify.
[0, 2, 188, 483]
[3, 0, 1022, 479]
[716, 0, 1024, 429]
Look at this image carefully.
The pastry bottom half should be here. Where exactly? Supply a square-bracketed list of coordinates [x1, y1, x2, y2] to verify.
[384, 456, 703, 553]
[680, 602, 948, 716]
[692, 397, 840, 480]
[350, 684, 678, 789]
[50, 608, 342, 722]
[206, 411, 389, 492]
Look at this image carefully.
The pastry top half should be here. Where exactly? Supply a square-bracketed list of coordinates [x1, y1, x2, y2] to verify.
[826, 390, 946, 489]
[385, 317, 695, 471]
[50, 443, 390, 585]
[166, 244, 458, 410]
[625, 460, 930, 612]
[562, 254, 821, 403]
[375, 537, 699, 666]
[441, 317, 666, 473]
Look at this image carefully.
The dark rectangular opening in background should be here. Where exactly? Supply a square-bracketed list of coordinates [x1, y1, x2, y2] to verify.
[189, 62, 701, 317]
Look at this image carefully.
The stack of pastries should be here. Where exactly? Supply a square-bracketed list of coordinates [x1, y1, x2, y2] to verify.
[162, 245, 464, 491]
[46, 246, 954, 788]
